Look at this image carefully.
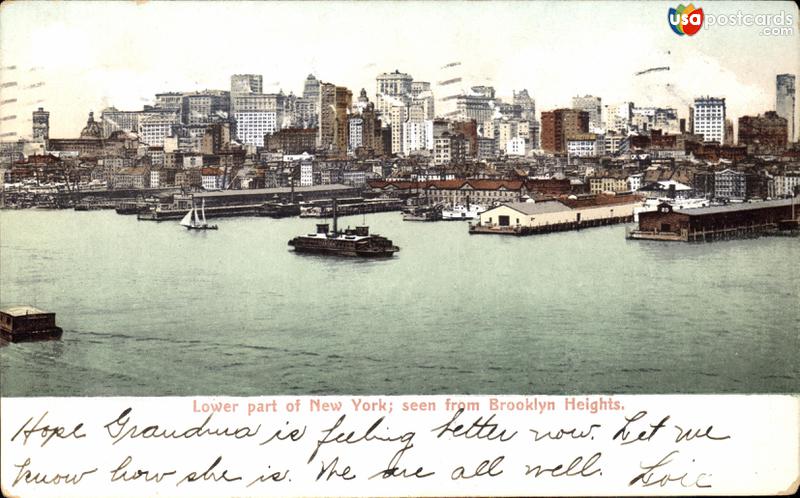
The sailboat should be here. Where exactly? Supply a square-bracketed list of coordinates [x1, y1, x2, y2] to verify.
[179, 199, 218, 230]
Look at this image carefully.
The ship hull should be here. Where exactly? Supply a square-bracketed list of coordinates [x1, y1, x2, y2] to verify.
[289, 243, 398, 257]
[1, 327, 63, 343]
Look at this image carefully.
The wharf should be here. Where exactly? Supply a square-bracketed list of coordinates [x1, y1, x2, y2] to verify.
[137, 203, 262, 221]
[469, 216, 633, 236]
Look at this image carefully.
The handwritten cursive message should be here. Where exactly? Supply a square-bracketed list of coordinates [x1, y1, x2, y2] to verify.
[1, 395, 798, 496]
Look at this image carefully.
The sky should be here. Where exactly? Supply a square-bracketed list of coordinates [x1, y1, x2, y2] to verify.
[0, 0, 798, 139]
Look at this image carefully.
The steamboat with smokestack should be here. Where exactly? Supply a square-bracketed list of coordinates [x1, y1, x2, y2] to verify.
[288, 198, 399, 257]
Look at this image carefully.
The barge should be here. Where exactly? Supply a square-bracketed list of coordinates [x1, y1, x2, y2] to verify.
[1, 306, 63, 342]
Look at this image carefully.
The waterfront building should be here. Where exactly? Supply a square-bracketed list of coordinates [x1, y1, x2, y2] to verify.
[627, 172, 644, 191]
[692, 97, 726, 144]
[32, 107, 49, 142]
[474, 194, 640, 232]
[368, 178, 572, 206]
[714, 168, 746, 200]
[632, 198, 797, 242]
[201, 167, 224, 190]
[776, 74, 796, 142]
[774, 172, 800, 197]
[738, 111, 788, 155]
[588, 174, 628, 194]
[112, 166, 150, 189]
[299, 162, 313, 187]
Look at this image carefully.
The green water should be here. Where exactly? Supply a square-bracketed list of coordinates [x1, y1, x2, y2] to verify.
[1, 209, 798, 395]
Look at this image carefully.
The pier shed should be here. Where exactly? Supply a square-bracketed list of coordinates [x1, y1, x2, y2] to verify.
[629, 198, 797, 242]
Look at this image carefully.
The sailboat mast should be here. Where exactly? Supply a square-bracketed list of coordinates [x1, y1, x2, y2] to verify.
[201, 199, 207, 224]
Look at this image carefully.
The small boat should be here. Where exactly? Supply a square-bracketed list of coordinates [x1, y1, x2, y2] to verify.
[1, 305, 63, 342]
[441, 202, 486, 221]
[288, 199, 399, 257]
[180, 199, 218, 230]
[402, 204, 443, 221]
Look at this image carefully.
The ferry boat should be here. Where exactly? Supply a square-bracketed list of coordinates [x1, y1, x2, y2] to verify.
[288, 199, 399, 257]
[259, 201, 301, 218]
[402, 204, 443, 222]
[1, 305, 63, 342]
[441, 202, 486, 221]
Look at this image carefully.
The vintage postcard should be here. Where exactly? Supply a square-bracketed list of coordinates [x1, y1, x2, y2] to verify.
[1, 0, 798, 496]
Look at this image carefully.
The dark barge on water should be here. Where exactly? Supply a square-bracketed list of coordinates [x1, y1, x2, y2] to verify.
[288, 199, 399, 257]
[1, 306, 63, 342]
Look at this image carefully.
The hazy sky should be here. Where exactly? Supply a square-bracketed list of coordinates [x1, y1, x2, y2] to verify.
[1, 0, 798, 138]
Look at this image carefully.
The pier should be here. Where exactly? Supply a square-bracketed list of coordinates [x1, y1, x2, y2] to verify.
[628, 198, 799, 242]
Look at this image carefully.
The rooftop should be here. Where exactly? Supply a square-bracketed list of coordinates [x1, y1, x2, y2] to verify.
[1, 305, 49, 317]
[676, 197, 796, 216]
[490, 200, 570, 216]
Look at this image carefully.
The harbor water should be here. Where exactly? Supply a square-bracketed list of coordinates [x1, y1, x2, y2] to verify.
[1, 209, 798, 396]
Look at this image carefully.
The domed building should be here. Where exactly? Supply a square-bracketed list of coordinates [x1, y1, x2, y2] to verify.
[80, 112, 103, 139]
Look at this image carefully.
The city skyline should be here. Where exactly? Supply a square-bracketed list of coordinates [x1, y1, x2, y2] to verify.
[1, 1, 798, 138]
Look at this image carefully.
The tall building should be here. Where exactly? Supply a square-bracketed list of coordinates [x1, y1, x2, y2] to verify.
[231, 74, 263, 95]
[100, 107, 139, 138]
[513, 89, 536, 122]
[317, 83, 352, 155]
[375, 70, 413, 124]
[181, 91, 230, 125]
[572, 95, 602, 131]
[456, 87, 496, 123]
[234, 111, 277, 147]
[776, 74, 796, 142]
[540, 108, 589, 154]
[603, 102, 634, 134]
[32, 107, 49, 142]
[738, 111, 788, 155]
[692, 97, 726, 144]
[436, 61, 463, 119]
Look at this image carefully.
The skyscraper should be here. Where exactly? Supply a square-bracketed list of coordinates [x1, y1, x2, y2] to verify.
[572, 95, 602, 131]
[776, 74, 796, 142]
[231, 74, 263, 95]
[317, 83, 352, 155]
[692, 97, 726, 144]
[32, 107, 49, 142]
